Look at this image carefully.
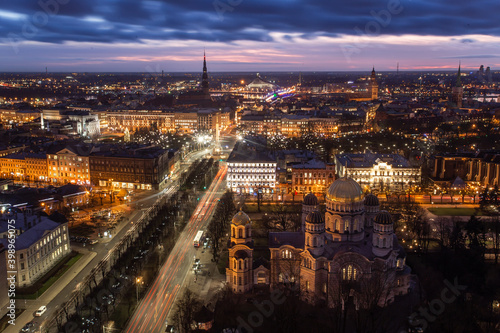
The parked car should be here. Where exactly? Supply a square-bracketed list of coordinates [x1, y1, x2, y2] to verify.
[35, 305, 46, 316]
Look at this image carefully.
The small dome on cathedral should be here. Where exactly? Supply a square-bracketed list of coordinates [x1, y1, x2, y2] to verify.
[364, 194, 380, 206]
[303, 193, 319, 206]
[305, 210, 324, 224]
[232, 210, 251, 226]
[326, 177, 363, 203]
[374, 210, 393, 225]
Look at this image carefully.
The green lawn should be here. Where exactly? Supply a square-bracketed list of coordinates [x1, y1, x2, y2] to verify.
[427, 207, 484, 216]
[16, 253, 83, 299]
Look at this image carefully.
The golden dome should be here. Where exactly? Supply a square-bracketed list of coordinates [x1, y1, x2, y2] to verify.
[232, 210, 251, 226]
[326, 177, 363, 203]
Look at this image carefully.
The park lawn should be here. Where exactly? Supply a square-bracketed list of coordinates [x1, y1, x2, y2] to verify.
[427, 207, 484, 216]
[16, 252, 83, 299]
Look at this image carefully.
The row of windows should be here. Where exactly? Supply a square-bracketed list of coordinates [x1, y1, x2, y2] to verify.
[228, 163, 276, 167]
[229, 175, 275, 180]
[295, 179, 326, 185]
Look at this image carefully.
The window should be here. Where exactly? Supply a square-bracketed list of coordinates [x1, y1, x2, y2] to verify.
[342, 265, 357, 281]
[281, 249, 292, 259]
[305, 281, 310, 291]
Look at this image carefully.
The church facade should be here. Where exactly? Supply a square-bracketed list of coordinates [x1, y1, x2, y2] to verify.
[227, 177, 411, 307]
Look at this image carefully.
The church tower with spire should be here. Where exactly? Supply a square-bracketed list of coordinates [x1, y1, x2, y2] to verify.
[370, 67, 379, 100]
[451, 63, 464, 108]
[202, 51, 210, 98]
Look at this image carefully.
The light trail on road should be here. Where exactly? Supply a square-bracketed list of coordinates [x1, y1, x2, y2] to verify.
[125, 165, 227, 333]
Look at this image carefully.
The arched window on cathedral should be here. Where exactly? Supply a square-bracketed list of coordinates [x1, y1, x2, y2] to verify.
[335, 219, 340, 231]
[238, 228, 243, 238]
[323, 283, 327, 294]
[244, 260, 247, 269]
[233, 260, 236, 269]
[232, 227, 235, 237]
[344, 221, 349, 232]
[305, 280, 310, 291]
[278, 273, 284, 283]
[238, 260, 242, 270]
[342, 265, 357, 281]
[283, 249, 292, 259]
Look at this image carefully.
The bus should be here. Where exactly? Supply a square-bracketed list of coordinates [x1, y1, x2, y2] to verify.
[193, 231, 204, 248]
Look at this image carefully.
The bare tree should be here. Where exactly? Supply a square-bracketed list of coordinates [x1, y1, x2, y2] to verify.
[436, 217, 452, 251]
[172, 289, 201, 333]
[491, 216, 500, 264]
[265, 203, 301, 232]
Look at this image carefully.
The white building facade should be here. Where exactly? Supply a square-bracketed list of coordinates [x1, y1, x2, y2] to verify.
[335, 153, 421, 192]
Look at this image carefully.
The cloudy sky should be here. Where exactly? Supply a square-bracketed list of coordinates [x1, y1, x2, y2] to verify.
[0, 0, 499, 72]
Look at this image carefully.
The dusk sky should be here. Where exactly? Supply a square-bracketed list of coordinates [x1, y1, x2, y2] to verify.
[0, 0, 499, 72]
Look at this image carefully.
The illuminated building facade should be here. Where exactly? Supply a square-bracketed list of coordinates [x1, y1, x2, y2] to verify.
[0, 210, 71, 287]
[107, 109, 230, 134]
[432, 151, 500, 187]
[291, 160, 335, 195]
[0, 153, 47, 182]
[227, 142, 277, 194]
[335, 152, 421, 192]
[89, 146, 171, 190]
[47, 147, 90, 185]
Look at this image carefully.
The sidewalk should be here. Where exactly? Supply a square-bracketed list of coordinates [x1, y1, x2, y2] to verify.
[3, 249, 97, 333]
[185, 247, 226, 307]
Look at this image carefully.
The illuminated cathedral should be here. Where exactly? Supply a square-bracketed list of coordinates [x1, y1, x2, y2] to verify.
[227, 177, 411, 307]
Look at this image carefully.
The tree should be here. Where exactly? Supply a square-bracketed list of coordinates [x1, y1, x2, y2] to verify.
[207, 191, 235, 261]
[436, 217, 452, 251]
[265, 203, 301, 232]
[450, 217, 466, 253]
[172, 289, 201, 333]
[490, 216, 500, 264]
[465, 215, 486, 257]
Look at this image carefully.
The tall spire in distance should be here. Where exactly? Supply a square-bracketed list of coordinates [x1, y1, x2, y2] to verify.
[202, 50, 209, 95]
[455, 61, 462, 87]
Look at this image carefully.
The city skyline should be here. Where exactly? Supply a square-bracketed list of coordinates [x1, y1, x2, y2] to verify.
[0, 0, 499, 72]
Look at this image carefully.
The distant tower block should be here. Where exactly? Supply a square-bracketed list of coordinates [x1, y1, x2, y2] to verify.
[452, 63, 464, 108]
[370, 67, 379, 100]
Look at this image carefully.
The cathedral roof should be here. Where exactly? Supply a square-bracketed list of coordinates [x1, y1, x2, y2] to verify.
[364, 193, 380, 206]
[269, 232, 304, 249]
[374, 210, 393, 225]
[305, 210, 324, 224]
[326, 177, 363, 203]
[303, 192, 319, 206]
[232, 210, 251, 226]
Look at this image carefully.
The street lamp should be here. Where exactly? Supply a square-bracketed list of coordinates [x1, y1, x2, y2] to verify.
[136, 276, 143, 303]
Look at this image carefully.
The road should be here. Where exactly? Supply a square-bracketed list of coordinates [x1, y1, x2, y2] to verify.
[124, 164, 228, 333]
[4, 148, 212, 333]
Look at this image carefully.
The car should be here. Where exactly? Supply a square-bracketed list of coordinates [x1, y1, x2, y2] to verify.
[35, 305, 46, 316]
[20, 322, 34, 332]
[89, 239, 98, 245]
